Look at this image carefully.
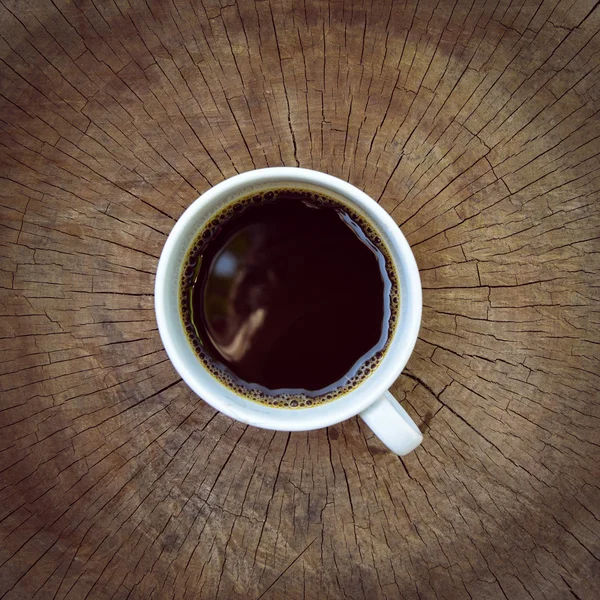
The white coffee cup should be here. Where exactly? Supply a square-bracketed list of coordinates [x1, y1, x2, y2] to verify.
[155, 167, 423, 455]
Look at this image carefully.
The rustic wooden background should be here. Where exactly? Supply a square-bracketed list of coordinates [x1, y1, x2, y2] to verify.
[1, 0, 599, 598]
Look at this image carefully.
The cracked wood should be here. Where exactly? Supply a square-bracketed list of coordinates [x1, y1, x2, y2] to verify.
[1, 0, 599, 599]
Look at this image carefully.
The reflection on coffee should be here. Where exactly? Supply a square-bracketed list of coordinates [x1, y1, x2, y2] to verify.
[180, 188, 399, 408]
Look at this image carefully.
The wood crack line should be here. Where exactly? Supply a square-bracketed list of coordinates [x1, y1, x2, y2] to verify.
[253, 535, 319, 600]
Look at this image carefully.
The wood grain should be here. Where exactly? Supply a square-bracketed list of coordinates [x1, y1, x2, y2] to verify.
[1, 0, 599, 598]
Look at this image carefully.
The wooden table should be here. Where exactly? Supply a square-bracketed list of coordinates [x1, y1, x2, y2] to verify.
[1, 1, 599, 598]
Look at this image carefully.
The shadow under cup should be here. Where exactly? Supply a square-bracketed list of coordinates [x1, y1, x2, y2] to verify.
[154, 168, 422, 433]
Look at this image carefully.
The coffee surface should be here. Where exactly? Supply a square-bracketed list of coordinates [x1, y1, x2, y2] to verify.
[180, 189, 397, 407]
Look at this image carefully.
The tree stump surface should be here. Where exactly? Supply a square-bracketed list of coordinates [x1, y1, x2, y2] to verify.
[1, 0, 599, 598]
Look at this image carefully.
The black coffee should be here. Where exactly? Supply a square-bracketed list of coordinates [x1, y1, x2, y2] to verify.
[180, 188, 398, 408]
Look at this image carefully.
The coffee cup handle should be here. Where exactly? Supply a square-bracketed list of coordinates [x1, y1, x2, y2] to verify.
[360, 391, 423, 456]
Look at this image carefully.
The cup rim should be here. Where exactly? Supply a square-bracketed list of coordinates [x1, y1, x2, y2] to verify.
[154, 167, 422, 431]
